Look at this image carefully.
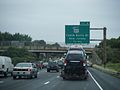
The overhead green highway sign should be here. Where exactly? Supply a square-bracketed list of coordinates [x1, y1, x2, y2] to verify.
[65, 21, 90, 44]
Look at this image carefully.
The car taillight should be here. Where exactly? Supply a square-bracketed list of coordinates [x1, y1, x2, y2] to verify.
[64, 60, 67, 66]
[80, 60, 86, 66]
[2, 65, 4, 68]
[28, 68, 32, 72]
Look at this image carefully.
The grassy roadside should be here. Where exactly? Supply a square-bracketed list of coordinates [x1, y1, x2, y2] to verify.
[92, 63, 120, 78]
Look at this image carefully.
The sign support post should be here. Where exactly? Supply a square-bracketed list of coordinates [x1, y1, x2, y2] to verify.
[90, 27, 107, 68]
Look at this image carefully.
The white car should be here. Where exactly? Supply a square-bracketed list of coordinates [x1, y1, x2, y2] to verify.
[13, 62, 38, 79]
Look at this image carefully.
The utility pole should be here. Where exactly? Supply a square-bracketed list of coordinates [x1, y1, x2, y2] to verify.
[103, 27, 107, 68]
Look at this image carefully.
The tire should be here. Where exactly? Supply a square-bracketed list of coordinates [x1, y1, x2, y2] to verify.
[47, 69, 50, 72]
[4, 72, 7, 77]
[35, 74, 37, 78]
[29, 74, 33, 79]
[56, 70, 59, 72]
[11, 72, 13, 76]
[63, 77, 66, 80]
[13, 76, 16, 79]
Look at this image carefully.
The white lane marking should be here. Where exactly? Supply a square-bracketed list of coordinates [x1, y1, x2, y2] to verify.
[44, 81, 50, 85]
[57, 76, 60, 78]
[88, 70, 103, 90]
[37, 72, 40, 74]
[0, 81, 4, 84]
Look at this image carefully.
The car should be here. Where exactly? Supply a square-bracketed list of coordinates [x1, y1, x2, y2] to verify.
[61, 50, 88, 80]
[57, 60, 64, 69]
[86, 60, 93, 67]
[34, 61, 43, 69]
[0, 56, 14, 77]
[43, 62, 48, 68]
[13, 62, 38, 79]
[47, 61, 59, 72]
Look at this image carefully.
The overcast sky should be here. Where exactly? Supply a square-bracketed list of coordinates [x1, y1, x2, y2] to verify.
[0, 0, 120, 43]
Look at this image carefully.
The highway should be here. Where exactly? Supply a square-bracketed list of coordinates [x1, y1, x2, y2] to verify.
[0, 68, 120, 90]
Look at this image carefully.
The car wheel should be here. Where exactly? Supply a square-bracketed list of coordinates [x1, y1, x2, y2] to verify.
[4, 72, 7, 77]
[56, 70, 59, 72]
[63, 77, 66, 80]
[11, 72, 13, 76]
[47, 69, 50, 72]
[35, 74, 37, 78]
[13, 76, 16, 79]
[30, 74, 33, 79]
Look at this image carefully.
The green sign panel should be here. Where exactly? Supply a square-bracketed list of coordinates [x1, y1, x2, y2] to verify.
[65, 21, 90, 44]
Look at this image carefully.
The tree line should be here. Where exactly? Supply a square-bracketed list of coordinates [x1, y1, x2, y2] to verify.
[0, 32, 61, 65]
[96, 36, 120, 63]
[0, 31, 32, 41]
[0, 31, 61, 47]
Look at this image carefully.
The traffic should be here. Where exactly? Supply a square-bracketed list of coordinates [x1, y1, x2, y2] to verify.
[0, 45, 89, 80]
[0, 45, 120, 90]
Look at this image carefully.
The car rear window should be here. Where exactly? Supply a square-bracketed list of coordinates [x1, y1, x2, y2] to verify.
[16, 63, 32, 67]
[69, 48, 83, 51]
[66, 54, 84, 61]
[48, 62, 57, 66]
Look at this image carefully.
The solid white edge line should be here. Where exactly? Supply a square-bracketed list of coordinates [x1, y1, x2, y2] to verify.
[87, 70, 103, 90]
[44, 81, 50, 85]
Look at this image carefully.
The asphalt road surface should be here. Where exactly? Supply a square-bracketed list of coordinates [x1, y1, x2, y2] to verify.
[0, 68, 120, 90]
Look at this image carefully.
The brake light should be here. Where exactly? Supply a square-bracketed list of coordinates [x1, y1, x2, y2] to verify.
[64, 60, 67, 66]
[2, 65, 4, 68]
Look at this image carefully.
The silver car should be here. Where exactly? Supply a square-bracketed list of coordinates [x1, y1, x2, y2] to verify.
[13, 62, 38, 79]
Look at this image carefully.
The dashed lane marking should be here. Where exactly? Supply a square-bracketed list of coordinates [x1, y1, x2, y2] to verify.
[44, 81, 50, 85]
[57, 76, 60, 78]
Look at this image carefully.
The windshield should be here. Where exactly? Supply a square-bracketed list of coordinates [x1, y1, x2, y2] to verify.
[48, 62, 57, 66]
[66, 54, 84, 61]
[16, 63, 32, 67]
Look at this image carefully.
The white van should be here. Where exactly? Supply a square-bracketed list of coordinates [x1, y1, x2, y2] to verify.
[0, 56, 14, 77]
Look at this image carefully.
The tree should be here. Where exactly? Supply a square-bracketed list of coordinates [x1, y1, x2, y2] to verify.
[0, 32, 32, 41]
[0, 47, 36, 65]
[51, 42, 60, 47]
[96, 36, 120, 63]
[32, 40, 46, 46]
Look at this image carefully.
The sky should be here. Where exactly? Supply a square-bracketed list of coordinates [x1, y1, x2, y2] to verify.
[0, 0, 120, 44]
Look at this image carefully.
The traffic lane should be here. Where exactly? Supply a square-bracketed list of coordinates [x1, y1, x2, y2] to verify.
[21, 70, 101, 90]
[42, 76, 101, 90]
[88, 67, 120, 90]
[0, 69, 59, 90]
[12, 72, 100, 90]
[0, 69, 102, 90]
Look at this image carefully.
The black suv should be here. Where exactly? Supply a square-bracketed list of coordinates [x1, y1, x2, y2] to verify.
[61, 50, 88, 80]
[47, 61, 59, 72]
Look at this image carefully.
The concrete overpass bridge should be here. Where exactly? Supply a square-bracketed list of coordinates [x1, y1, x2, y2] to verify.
[0, 46, 93, 58]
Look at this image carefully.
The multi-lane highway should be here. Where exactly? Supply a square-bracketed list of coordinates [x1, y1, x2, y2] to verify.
[0, 68, 120, 90]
